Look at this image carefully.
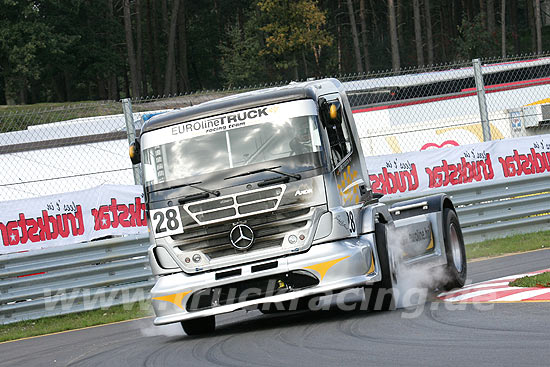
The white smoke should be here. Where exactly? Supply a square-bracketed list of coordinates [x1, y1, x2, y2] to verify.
[139, 322, 184, 337]
[387, 223, 453, 310]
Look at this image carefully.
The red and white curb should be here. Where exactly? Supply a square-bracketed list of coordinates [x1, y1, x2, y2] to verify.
[437, 269, 550, 303]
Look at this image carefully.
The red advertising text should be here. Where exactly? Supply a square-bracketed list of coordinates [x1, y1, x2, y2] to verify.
[91, 197, 147, 230]
[425, 154, 494, 188]
[0, 206, 84, 246]
[369, 164, 419, 194]
[498, 148, 550, 177]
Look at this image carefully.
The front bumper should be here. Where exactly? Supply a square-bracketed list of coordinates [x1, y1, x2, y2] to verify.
[151, 234, 380, 325]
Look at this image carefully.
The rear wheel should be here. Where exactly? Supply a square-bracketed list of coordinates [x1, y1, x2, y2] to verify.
[365, 223, 396, 311]
[181, 315, 215, 336]
[440, 208, 467, 291]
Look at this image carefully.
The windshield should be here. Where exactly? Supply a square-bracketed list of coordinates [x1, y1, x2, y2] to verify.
[141, 99, 323, 188]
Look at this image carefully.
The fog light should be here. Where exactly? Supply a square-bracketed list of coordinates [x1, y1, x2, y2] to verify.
[288, 235, 298, 244]
[192, 254, 201, 263]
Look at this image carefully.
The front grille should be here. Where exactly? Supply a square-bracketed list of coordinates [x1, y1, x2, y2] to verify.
[172, 205, 314, 260]
[238, 200, 277, 214]
[182, 185, 285, 225]
[188, 198, 234, 213]
[197, 208, 236, 222]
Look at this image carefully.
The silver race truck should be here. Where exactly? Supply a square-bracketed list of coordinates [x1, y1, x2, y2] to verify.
[129, 78, 466, 335]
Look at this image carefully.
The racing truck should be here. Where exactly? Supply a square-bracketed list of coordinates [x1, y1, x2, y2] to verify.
[129, 78, 467, 336]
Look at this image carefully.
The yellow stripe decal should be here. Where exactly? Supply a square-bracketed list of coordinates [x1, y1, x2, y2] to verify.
[367, 253, 376, 274]
[152, 291, 191, 309]
[305, 256, 350, 281]
[426, 236, 434, 251]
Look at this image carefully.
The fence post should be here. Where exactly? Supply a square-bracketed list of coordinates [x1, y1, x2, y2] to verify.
[472, 58, 492, 142]
[122, 98, 142, 185]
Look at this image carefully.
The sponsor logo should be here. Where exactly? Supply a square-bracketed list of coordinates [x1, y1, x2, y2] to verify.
[425, 154, 494, 188]
[498, 148, 550, 177]
[91, 197, 147, 231]
[229, 224, 255, 250]
[408, 226, 431, 243]
[0, 207, 85, 246]
[295, 188, 312, 196]
[171, 107, 268, 136]
[370, 165, 419, 194]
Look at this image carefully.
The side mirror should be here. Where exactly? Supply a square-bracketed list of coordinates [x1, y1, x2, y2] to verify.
[319, 98, 342, 128]
[129, 139, 141, 165]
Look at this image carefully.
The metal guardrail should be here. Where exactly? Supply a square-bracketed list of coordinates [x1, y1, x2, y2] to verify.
[381, 174, 550, 244]
[0, 234, 153, 325]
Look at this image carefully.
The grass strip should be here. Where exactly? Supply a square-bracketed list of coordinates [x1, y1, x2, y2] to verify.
[509, 272, 550, 288]
[0, 301, 152, 343]
[466, 230, 550, 260]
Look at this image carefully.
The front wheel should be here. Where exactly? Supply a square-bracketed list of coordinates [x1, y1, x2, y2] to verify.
[181, 315, 215, 336]
[440, 208, 467, 291]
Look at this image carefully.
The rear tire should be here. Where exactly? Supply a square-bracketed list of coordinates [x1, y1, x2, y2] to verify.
[365, 223, 396, 311]
[181, 315, 215, 336]
[440, 208, 467, 291]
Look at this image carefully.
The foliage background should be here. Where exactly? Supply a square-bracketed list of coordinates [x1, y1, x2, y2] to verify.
[0, 0, 549, 104]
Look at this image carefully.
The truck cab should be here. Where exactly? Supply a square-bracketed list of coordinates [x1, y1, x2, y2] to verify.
[131, 78, 466, 335]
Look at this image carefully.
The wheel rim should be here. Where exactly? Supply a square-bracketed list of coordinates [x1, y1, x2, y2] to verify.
[449, 223, 463, 272]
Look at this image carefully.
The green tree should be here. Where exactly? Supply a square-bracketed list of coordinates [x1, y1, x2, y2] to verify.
[219, 21, 264, 87]
[258, 0, 332, 78]
[0, 0, 77, 104]
[454, 14, 499, 60]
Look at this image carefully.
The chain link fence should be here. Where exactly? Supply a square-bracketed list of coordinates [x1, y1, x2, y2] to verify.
[1, 55, 550, 201]
[0, 93, 225, 201]
[0, 102, 131, 201]
[342, 54, 550, 156]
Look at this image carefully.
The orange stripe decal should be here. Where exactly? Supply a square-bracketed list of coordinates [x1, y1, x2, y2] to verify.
[305, 256, 350, 281]
[152, 291, 191, 309]
[367, 253, 376, 274]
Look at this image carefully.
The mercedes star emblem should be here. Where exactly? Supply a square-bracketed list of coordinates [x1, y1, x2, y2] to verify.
[229, 224, 255, 250]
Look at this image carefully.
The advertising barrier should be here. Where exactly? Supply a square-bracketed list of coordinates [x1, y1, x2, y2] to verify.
[364, 134, 550, 196]
[0, 185, 147, 255]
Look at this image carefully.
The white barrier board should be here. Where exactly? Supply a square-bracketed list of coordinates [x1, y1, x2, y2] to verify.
[0, 185, 147, 254]
[364, 134, 550, 196]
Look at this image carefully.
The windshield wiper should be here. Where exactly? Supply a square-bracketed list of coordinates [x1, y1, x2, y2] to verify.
[224, 166, 301, 181]
[150, 180, 220, 203]
[152, 181, 219, 195]
[177, 182, 220, 204]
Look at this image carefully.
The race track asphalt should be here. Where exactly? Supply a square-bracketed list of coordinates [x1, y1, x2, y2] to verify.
[1, 249, 550, 367]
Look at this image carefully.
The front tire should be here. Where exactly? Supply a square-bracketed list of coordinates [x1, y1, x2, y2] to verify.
[181, 315, 215, 336]
[440, 208, 467, 291]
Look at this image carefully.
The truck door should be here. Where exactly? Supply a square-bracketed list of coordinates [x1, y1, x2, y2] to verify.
[320, 94, 367, 208]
